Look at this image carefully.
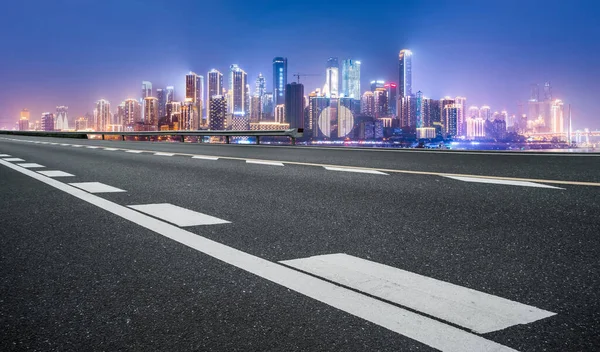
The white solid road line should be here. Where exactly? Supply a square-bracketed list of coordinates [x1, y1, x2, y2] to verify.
[126, 150, 143, 153]
[281, 253, 555, 334]
[325, 166, 389, 175]
[3, 158, 25, 162]
[128, 203, 230, 227]
[444, 175, 564, 189]
[0, 154, 11, 157]
[17, 163, 45, 168]
[246, 159, 284, 166]
[154, 152, 175, 156]
[68, 182, 126, 193]
[192, 155, 219, 160]
[0, 158, 520, 352]
[37, 170, 75, 177]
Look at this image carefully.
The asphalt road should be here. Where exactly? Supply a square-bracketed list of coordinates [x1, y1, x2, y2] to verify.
[1, 136, 599, 351]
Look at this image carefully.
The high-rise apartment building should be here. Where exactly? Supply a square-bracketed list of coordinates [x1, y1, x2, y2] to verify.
[273, 57, 287, 106]
[122, 99, 142, 127]
[41, 112, 54, 131]
[94, 99, 111, 131]
[209, 95, 227, 130]
[341, 59, 361, 99]
[398, 49, 412, 98]
[143, 97, 159, 129]
[156, 89, 166, 119]
[285, 82, 304, 130]
[443, 104, 459, 136]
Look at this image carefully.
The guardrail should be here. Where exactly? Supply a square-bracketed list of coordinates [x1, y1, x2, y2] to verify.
[0, 129, 304, 145]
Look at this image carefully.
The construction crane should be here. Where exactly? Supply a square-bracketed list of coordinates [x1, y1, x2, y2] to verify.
[293, 73, 320, 84]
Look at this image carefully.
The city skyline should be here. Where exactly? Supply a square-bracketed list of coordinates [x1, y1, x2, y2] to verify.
[0, 0, 598, 130]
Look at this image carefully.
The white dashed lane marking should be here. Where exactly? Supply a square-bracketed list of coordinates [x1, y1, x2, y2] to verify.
[443, 175, 564, 189]
[17, 163, 45, 168]
[2, 158, 25, 162]
[0, 154, 11, 157]
[104, 148, 118, 151]
[192, 155, 219, 160]
[68, 182, 126, 193]
[246, 160, 284, 166]
[126, 150, 143, 154]
[281, 253, 556, 334]
[128, 203, 230, 227]
[154, 152, 174, 156]
[324, 166, 389, 175]
[86, 146, 100, 149]
[37, 170, 75, 177]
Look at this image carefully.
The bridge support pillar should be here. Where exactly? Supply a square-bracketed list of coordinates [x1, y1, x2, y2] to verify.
[225, 136, 230, 144]
[256, 136, 260, 145]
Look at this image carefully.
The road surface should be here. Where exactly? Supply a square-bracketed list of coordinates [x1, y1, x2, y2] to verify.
[1, 135, 599, 351]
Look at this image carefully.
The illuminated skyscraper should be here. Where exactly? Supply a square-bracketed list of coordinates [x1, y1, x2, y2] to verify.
[262, 93, 274, 120]
[361, 91, 375, 117]
[454, 96, 467, 136]
[166, 101, 181, 127]
[324, 57, 339, 98]
[480, 105, 492, 120]
[186, 72, 203, 126]
[255, 73, 266, 97]
[41, 112, 54, 131]
[550, 99, 564, 133]
[285, 82, 304, 129]
[415, 91, 424, 128]
[166, 86, 175, 103]
[341, 59, 361, 99]
[273, 57, 287, 106]
[19, 109, 30, 131]
[543, 82, 553, 101]
[141, 81, 152, 122]
[466, 117, 486, 139]
[398, 49, 412, 98]
[400, 95, 417, 128]
[207, 69, 224, 123]
[370, 80, 385, 92]
[337, 97, 355, 138]
[385, 83, 398, 116]
[54, 106, 69, 131]
[156, 89, 166, 119]
[373, 88, 388, 119]
[94, 99, 111, 131]
[229, 65, 248, 116]
[468, 106, 480, 119]
[142, 81, 153, 99]
[143, 97, 159, 129]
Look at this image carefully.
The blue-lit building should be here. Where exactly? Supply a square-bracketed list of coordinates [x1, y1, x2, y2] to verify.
[273, 57, 287, 106]
[398, 49, 412, 98]
[341, 59, 361, 99]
